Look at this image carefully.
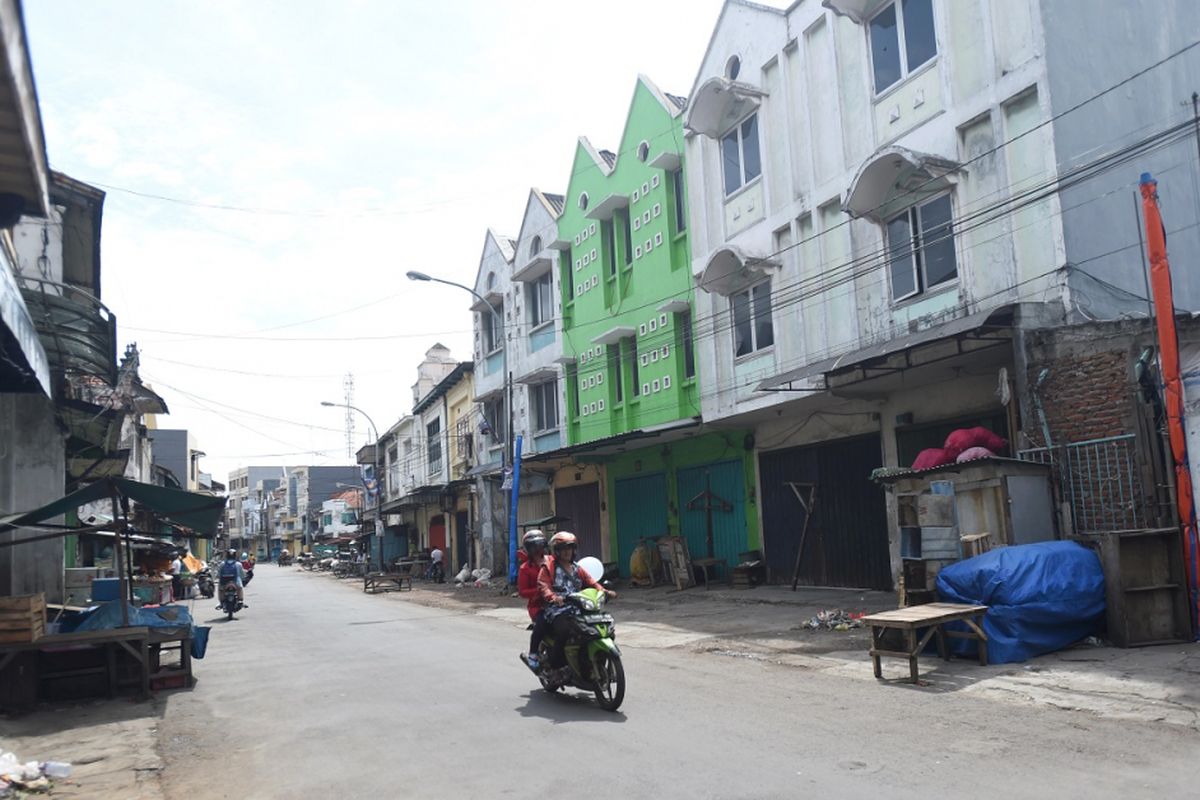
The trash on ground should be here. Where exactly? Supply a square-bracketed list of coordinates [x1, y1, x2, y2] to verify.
[0, 751, 71, 794]
[802, 609, 866, 631]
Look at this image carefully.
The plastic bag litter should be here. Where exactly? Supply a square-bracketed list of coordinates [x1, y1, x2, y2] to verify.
[802, 609, 866, 631]
[453, 565, 472, 585]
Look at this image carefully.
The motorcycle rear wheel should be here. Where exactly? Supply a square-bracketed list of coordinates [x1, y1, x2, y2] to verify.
[591, 651, 625, 712]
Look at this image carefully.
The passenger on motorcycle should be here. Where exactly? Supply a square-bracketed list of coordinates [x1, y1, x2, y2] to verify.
[517, 530, 549, 670]
[219, 548, 246, 605]
[536, 532, 616, 676]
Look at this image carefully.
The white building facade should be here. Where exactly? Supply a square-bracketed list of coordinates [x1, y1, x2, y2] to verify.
[682, 0, 1197, 587]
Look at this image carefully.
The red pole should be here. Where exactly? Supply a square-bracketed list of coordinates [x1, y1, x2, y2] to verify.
[1140, 172, 1200, 636]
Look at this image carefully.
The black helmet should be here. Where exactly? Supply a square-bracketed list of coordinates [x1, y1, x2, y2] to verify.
[522, 529, 546, 554]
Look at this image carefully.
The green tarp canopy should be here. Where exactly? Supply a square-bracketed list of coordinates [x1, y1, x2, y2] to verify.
[0, 476, 227, 536]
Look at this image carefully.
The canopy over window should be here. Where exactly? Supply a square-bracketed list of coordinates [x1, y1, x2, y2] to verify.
[685, 77, 766, 139]
[843, 146, 960, 222]
[696, 245, 780, 297]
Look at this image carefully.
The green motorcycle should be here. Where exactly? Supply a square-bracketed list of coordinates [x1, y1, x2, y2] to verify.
[523, 587, 625, 712]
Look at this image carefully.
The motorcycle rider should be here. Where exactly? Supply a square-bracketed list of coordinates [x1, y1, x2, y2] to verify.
[218, 548, 247, 606]
[240, 552, 255, 587]
[536, 532, 616, 679]
[517, 530, 549, 670]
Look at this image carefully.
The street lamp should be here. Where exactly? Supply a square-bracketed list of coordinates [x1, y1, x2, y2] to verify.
[406, 270, 513, 577]
[320, 401, 383, 571]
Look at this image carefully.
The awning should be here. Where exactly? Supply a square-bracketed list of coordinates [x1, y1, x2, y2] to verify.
[512, 254, 554, 283]
[584, 192, 629, 221]
[821, 0, 883, 24]
[684, 77, 766, 138]
[0, 477, 228, 536]
[757, 305, 1015, 391]
[843, 146, 960, 222]
[0, 0, 50, 218]
[591, 325, 636, 346]
[696, 245, 780, 297]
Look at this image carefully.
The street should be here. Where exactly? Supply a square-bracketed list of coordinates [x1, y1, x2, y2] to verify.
[152, 568, 1197, 799]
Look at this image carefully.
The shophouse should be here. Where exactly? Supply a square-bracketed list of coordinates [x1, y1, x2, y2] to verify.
[681, 0, 1200, 588]
[554, 75, 759, 574]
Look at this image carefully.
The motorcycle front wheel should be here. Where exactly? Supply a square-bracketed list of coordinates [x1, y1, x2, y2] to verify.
[591, 651, 625, 712]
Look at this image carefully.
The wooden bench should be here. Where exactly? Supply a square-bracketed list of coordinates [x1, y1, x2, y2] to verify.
[860, 602, 989, 684]
[364, 563, 414, 594]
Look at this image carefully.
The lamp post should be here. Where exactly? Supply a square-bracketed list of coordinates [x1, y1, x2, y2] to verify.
[406, 270, 513, 577]
[320, 401, 383, 571]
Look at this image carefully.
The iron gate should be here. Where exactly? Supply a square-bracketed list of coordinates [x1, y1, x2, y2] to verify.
[1018, 434, 1151, 532]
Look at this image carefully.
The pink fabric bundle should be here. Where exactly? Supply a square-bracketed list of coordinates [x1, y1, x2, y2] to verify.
[944, 427, 1008, 459]
[912, 447, 954, 471]
[955, 446, 995, 463]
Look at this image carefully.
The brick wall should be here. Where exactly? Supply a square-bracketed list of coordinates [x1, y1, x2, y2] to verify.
[1026, 347, 1133, 449]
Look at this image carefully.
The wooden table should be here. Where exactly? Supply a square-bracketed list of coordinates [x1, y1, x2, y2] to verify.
[364, 563, 413, 593]
[690, 557, 727, 590]
[860, 602, 989, 684]
[0, 627, 153, 708]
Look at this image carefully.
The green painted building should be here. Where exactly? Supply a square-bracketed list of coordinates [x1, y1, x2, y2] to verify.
[552, 76, 758, 573]
[555, 76, 697, 443]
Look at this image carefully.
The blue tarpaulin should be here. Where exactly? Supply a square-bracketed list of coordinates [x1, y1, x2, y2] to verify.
[69, 601, 195, 633]
[936, 541, 1106, 664]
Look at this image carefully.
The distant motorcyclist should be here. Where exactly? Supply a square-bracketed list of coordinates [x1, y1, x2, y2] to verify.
[240, 552, 255, 586]
[517, 530, 549, 670]
[536, 532, 615, 677]
[218, 548, 246, 606]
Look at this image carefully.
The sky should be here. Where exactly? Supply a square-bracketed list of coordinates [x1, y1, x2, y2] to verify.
[22, 0, 735, 483]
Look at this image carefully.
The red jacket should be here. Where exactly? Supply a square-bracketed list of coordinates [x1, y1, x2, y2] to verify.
[536, 555, 602, 605]
[517, 551, 547, 619]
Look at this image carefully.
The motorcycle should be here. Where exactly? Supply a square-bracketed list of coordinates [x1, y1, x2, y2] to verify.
[195, 567, 215, 599]
[277, 551, 293, 567]
[520, 587, 625, 712]
[218, 579, 243, 620]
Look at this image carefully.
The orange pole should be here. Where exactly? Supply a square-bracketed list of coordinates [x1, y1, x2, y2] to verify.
[1140, 172, 1200, 636]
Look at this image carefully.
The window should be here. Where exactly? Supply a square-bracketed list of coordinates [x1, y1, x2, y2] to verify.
[455, 416, 473, 460]
[340, 511, 357, 525]
[725, 55, 741, 80]
[637, 141, 650, 162]
[618, 209, 633, 266]
[886, 193, 957, 302]
[561, 249, 574, 301]
[676, 310, 696, 378]
[566, 364, 580, 419]
[671, 168, 687, 233]
[608, 344, 623, 404]
[482, 302, 503, 353]
[578, 192, 589, 211]
[530, 235, 542, 256]
[322, 513, 332, 527]
[869, 0, 937, 94]
[426, 418, 442, 473]
[732, 280, 774, 357]
[630, 339, 640, 397]
[529, 272, 552, 327]
[721, 113, 762, 196]
[532, 380, 559, 432]
[483, 398, 506, 448]
[603, 220, 616, 278]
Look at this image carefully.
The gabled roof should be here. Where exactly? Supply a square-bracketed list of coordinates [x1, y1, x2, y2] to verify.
[685, 0, 788, 104]
[664, 92, 689, 111]
[543, 193, 565, 215]
[413, 361, 475, 415]
[472, 227, 519, 296]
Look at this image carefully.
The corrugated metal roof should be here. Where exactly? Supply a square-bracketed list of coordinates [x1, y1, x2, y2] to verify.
[664, 92, 688, 111]
[599, 149, 617, 168]
[543, 193, 565, 214]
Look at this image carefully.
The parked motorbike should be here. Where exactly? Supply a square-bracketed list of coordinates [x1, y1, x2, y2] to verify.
[218, 579, 243, 620]
[520, 587, 625, 711]
[277, 551, 293, 567]
[195, 567, 215, 599]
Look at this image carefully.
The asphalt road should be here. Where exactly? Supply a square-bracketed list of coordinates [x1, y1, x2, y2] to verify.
[158, 567, 1197, 799]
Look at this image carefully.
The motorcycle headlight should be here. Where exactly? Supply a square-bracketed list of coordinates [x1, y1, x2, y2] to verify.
[580, 597, 598, 612]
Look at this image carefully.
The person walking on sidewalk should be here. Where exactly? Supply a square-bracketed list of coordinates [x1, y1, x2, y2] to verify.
[517, 530, 549, 670]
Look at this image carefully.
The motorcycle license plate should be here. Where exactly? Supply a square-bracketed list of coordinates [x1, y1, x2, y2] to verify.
[583, 614, 614, 624]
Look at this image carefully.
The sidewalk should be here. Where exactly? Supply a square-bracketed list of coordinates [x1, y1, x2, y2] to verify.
[341, 571, 1200, 731]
